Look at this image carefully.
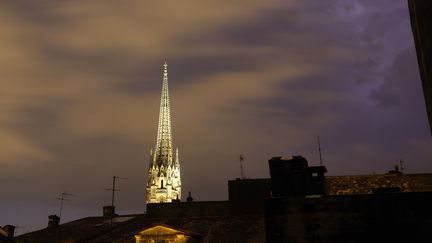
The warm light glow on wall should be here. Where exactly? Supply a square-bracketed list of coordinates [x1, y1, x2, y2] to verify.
[135, 225, 193, 243]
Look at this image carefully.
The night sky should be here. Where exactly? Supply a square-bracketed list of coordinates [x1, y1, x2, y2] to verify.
[1, 0, 431, 235]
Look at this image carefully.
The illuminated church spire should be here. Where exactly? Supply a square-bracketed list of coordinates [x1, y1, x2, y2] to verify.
[146, 61, 181, 203]
[154, 61, 173, 166]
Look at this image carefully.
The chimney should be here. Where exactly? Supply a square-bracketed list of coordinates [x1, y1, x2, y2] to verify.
[187, 191, 194, 202]
[48, 215, 60, 228]
[1, 225, 15, 238]
[103, 205, 116, 217]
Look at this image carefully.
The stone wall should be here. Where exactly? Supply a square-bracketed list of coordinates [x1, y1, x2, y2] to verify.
[228, 178, 271, 215]
[326, 173, 432, 195]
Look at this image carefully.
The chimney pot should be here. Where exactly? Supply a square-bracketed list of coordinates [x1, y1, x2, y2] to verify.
[103, 206, 116, 217]
[1, 225, 15, 238]
[48, 215, 60, 228]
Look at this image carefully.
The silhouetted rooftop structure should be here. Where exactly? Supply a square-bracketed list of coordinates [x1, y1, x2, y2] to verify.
[14, 155, 432, 243]
[408, 0, 432, 134]
[269, 156, 327, 197]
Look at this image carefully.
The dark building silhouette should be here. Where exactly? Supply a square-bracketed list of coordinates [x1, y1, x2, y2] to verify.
[13, 155, 432, 243]
[228, 178, 271, 215]
[268, 156, 327, 197]
[102, 206, 116, 218]
[265, 158, 432, 243]
[408, 0, 432, 134]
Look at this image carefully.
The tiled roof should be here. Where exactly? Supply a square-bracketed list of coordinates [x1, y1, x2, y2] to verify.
[16, 214, 265, 243]
[326, 173, 432, 195]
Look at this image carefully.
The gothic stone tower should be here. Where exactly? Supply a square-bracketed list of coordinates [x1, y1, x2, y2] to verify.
[146, 62, 181, 203]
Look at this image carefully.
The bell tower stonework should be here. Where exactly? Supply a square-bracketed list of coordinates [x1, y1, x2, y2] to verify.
[146, 62, 181, 203]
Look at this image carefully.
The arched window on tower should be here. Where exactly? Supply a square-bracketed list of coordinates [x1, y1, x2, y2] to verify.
[161, 180, 164, 188]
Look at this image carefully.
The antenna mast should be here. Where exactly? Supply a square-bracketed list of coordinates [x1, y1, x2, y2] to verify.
[399, 160, 405, 173]
[318, 136, 323, 166]
[57, 192, 75, 222]
[107, 176, 127, 208]
[106, 176, 127, 227]
[239, 154, 246, 179]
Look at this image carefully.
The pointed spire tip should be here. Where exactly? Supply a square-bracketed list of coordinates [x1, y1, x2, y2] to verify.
[163, 60, 168, 72]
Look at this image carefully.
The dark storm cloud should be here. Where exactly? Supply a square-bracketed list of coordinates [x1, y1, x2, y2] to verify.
[370, 48, 422, 109]
[1, 0, 72, 25]
[203, 8, 299, 47]
[117, 54, 255, 95]
[232, 74, 351, 124]
[170, 55, 253, 83]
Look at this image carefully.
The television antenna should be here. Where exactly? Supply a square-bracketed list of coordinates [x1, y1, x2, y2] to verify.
[399, 160, 405, 173]
[106, 176, 127, 227]
[57, 192, 76, 221]
[106, 176, 127, 208]
[317, 136, 323, 166]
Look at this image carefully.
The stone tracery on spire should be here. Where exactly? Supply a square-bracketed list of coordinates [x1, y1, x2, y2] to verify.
[146, 61, 181, 203]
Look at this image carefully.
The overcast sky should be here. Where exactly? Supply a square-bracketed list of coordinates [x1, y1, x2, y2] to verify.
[1, 0, 431, 235]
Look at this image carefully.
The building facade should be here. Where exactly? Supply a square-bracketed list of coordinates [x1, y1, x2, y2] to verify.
[146, 62, 181, 203]
[15, 155, 432, 242]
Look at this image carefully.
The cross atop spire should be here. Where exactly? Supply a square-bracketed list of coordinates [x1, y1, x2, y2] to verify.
[163, 60, 168, 72]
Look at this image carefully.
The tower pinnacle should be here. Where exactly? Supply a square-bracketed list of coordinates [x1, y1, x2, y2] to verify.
[146, 62, 181, 203]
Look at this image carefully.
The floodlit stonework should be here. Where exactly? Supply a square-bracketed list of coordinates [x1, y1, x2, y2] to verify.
[146, 62, 181, 203]
[135, 225, 200, 243]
